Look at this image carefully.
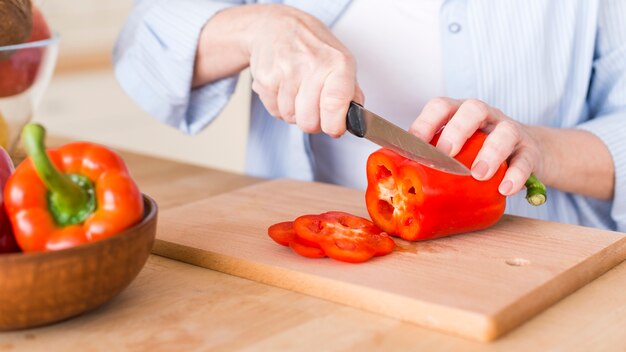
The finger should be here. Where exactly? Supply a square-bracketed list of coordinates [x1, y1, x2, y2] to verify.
[438, 99, 500, 157]
[277, 78, 300, 124]
[471, 120, 520, 180]
[409, 97, 462, 142]
[252, 80, 280, 118]
[294, 73, 323, 134]
[354, 82, 365, 105]
[319, 73, 353, 138]
[319, 57, 356, 138]
[498, 151, 534, 196]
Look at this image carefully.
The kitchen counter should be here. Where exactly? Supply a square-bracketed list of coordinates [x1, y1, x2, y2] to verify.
[1, 143, 625, 351]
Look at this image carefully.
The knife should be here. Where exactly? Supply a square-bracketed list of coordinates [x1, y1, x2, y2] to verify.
[346, 101, 471, 175]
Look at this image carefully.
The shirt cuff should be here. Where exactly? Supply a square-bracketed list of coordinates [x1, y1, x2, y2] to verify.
[113, 0, 239, 135]
[577, 112, 626, 231]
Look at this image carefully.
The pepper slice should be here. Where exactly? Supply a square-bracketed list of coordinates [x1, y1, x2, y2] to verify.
[268, 221, 296, 246]
[366, 131, 508, 241]
[289, 237, 326, 259]
[268, 221, 325, 258]
[4, 123, 144, 252]
[293, 211, 395, 263]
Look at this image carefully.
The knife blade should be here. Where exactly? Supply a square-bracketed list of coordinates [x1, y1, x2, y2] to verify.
[346, 101, 471, 175]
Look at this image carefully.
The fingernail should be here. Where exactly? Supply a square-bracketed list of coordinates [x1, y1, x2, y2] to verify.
[499, 180, 513, 195]
[471, 160, 489, 180]
[437, 138, 453, 156]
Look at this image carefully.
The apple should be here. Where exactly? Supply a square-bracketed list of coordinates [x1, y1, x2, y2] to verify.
[0, 5, 51, 97]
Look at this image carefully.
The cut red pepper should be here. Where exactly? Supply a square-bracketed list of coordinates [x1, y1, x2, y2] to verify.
[289, 237, 326, 259]
[268, 221, 325, 258]
[268, 221, 296, 246]
[4, 123, 144, 252]
[293, 211, 395, 263]
[366, 131, 507, 241]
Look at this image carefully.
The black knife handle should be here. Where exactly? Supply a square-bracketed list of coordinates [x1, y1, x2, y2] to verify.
[346, 101, 366, 138]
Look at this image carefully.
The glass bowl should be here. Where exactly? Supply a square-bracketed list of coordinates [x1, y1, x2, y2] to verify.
[0, 33, 59, 156]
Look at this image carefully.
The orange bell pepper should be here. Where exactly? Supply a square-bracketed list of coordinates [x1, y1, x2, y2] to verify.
[4, 123, 144, 252]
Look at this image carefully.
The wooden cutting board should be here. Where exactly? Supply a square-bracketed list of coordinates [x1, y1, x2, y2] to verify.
[153, 179, 626, 342]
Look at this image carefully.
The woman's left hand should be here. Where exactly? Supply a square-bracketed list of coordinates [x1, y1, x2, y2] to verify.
[409, 97, 545, 197]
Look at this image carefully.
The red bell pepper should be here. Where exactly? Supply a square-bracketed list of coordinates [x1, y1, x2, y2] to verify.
[4, 123, 144, 252]
[268, 221, 326, 258]
[268, 211, 396, 263]
[0, 146, 19, 253]
[293, 211, 395, 263]
[365, 131, 545, 241]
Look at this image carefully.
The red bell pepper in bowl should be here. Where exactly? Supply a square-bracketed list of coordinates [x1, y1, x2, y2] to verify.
[365, 131, 545, 241]
[3, 123, 144, 252]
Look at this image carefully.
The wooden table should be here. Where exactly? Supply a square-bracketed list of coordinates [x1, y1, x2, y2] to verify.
[1, 145, 625, 351]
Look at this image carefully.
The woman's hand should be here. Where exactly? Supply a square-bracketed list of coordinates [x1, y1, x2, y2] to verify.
[410, 97, 615, 200]
[195, 4, 363, 137]
[409, 98, 545, 197]
[247, 5, 363, 137]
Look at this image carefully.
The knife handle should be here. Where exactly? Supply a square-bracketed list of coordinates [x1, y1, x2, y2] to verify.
[346, 101, 366, 138]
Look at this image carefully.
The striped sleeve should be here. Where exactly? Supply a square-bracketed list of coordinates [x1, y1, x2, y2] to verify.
[577, 0, 626, 231]
[113, 0, 243, 135]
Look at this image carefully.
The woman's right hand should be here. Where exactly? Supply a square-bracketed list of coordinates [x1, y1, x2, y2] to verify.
[194, 4, 363, 137]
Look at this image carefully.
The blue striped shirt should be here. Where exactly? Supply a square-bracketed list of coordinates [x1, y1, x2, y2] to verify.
[113, 0, 626, 232]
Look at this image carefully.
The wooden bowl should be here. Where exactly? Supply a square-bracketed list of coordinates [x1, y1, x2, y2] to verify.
[0, 195, 158, 331]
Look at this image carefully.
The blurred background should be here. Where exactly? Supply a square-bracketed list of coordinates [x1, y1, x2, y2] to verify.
[35, 1, 250, 173]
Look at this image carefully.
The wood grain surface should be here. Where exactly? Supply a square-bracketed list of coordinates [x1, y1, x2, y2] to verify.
[153, 179, 626, 341]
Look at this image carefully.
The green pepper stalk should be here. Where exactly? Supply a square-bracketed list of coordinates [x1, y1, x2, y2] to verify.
[525, 173, 547, 206]
[22, 123, 95, 225]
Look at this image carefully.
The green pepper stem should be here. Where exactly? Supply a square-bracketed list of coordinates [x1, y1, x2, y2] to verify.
[22, 123, 95, 225]
[525, 173, 547, 206]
